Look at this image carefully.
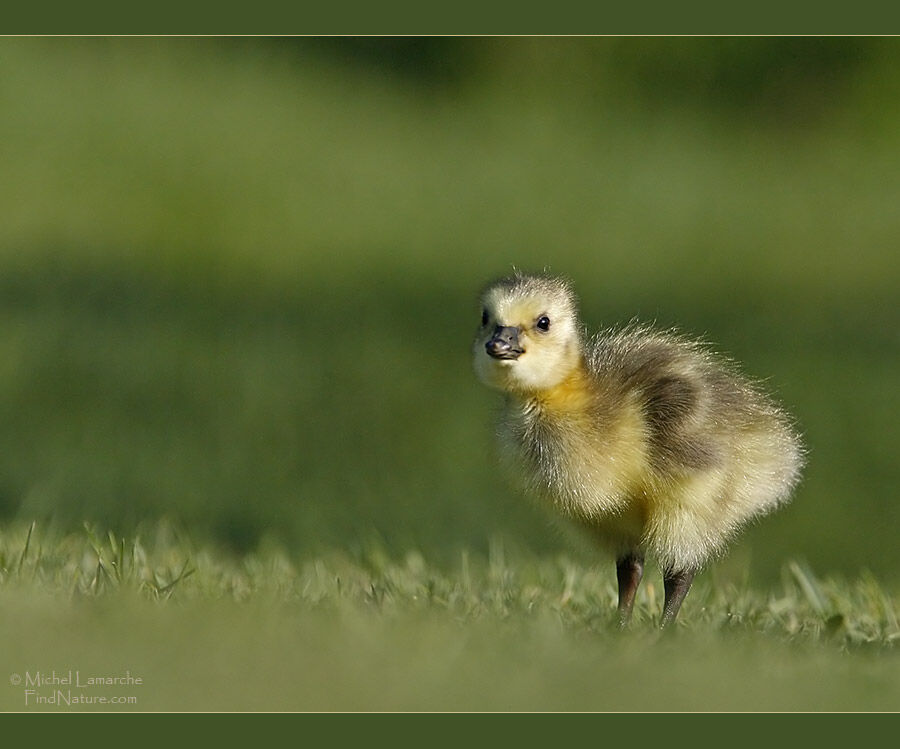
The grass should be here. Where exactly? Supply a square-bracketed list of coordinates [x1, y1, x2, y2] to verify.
[1, 520, 898, 711]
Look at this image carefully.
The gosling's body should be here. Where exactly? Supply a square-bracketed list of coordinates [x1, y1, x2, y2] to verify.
[474, 273, 803, 626]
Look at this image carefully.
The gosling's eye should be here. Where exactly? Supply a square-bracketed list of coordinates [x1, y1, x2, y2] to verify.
[536, 316, 551, 332]
[481, 309, 489, 327]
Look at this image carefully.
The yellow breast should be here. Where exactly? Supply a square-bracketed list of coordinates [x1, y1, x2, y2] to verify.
[504, 366, 650, 522]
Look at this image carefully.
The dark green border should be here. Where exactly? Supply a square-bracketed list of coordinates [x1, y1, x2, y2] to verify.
[2, 712, 891, 741]
[2, 0, 900, 35]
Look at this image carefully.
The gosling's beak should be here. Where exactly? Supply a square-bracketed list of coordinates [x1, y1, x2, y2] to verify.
[486, 326, 524, 360]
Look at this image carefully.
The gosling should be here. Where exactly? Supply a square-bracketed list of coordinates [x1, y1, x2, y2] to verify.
[473, 272, 804, 627]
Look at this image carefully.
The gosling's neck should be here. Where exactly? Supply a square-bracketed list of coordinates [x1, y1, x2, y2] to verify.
[511, 356, 594, 415]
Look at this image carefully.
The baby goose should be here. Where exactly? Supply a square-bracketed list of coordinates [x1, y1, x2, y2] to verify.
[473, 273, 803, 627]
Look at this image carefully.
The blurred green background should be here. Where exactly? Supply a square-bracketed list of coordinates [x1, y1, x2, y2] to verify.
[0, 37, 897, 583]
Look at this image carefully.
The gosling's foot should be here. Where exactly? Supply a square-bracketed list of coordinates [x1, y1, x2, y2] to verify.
[660, 567, 695, 628]
[615, 552, 645, 628]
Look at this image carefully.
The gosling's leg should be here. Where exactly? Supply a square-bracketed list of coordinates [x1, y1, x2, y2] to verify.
[615, 552, 645, 627]
[660, 568, 695, 628]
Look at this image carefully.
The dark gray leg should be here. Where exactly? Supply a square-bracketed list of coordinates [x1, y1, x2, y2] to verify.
[660, 568, 695, 627]
[615, 552, 644, 627]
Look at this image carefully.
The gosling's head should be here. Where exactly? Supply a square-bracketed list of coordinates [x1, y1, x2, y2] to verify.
[473, 273, 583, 393]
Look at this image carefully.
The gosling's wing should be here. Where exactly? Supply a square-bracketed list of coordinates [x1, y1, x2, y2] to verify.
[587, 324, 737, 471]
